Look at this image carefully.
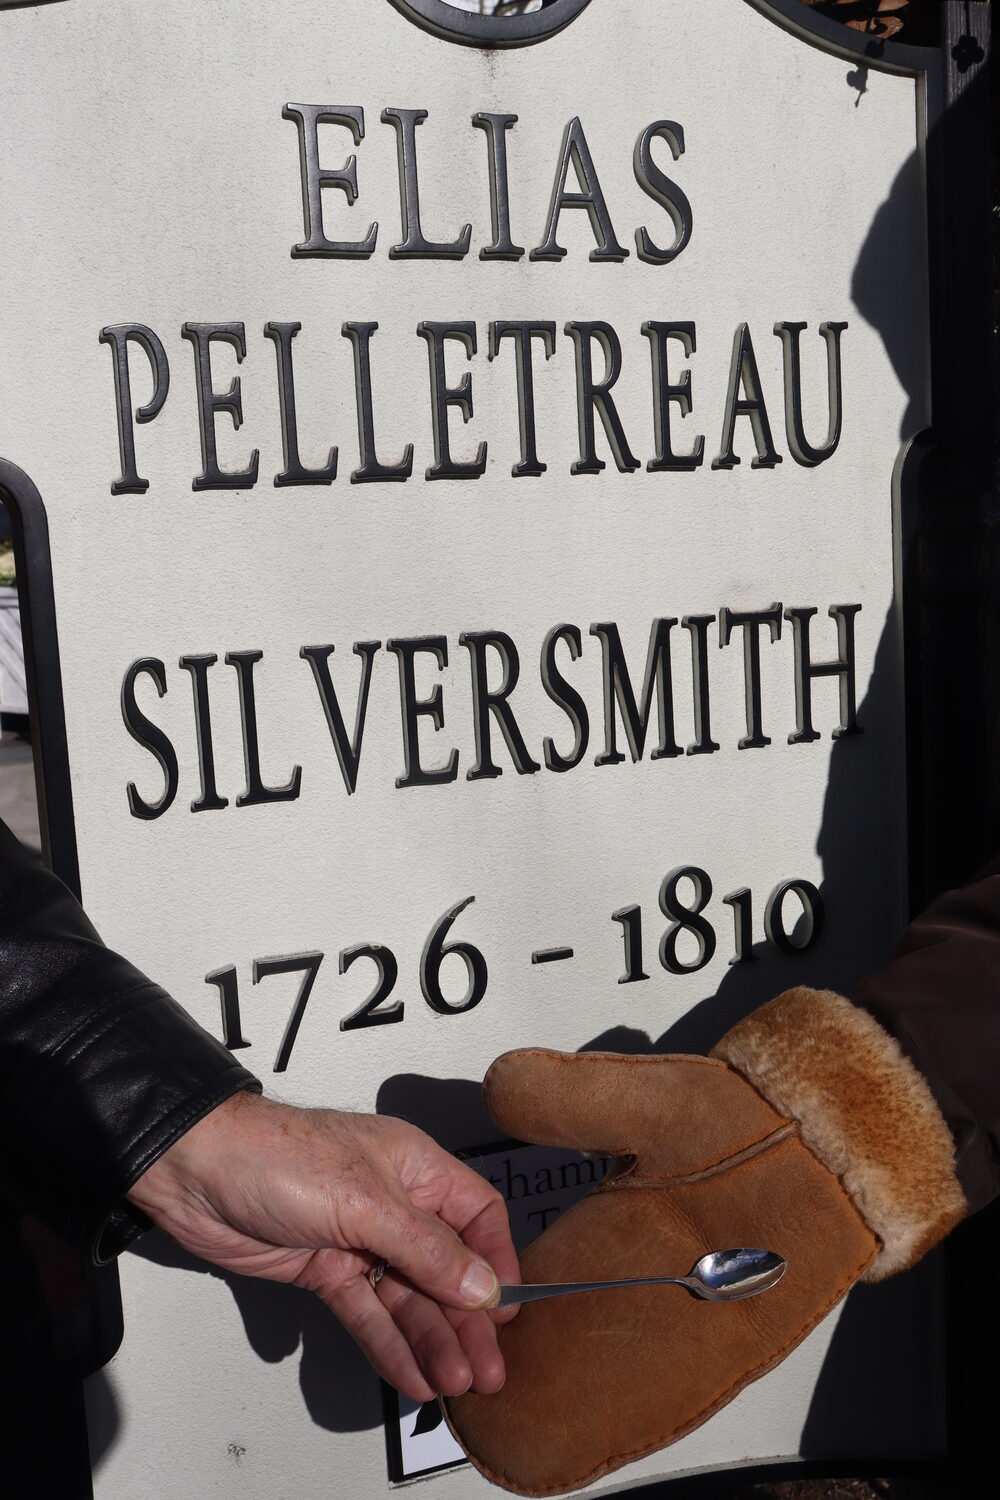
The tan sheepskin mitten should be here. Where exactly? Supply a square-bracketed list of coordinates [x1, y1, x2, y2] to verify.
[444, 987, 965, 1496]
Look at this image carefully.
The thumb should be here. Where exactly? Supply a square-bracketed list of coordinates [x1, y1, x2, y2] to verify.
[484, 1048, 783, 1175]
[370, 1199, 500, 1311]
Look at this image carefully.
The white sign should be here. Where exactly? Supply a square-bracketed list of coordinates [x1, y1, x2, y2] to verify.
[0, 1, 945, 1494]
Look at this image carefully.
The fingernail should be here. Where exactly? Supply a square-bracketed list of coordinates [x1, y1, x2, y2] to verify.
[460, 1262, 499, 1306]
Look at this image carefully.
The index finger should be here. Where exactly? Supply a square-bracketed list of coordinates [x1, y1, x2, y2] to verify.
[390, 1128, 521, 1315]
[409, 1154, 520, 1320]
[451, 1191, 520, 1322]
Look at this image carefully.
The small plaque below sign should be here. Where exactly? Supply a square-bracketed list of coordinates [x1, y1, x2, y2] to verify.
[384, 1139, 611, 1483]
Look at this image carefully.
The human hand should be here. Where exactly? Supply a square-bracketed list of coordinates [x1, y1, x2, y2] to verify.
[127, 1091, 519, 1401]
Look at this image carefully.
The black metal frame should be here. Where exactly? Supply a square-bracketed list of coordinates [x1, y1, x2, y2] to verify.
[0, 460, 80, 895]
[750, 0, 942, 71]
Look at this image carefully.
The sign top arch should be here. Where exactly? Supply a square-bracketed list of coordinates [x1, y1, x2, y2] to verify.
[387, 0, 594, 48]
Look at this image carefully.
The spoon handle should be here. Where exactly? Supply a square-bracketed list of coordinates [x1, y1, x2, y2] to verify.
[497, 1275, 692, 1307]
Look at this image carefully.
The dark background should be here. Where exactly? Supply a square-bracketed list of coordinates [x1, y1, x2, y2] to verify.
[705, 6, 996, 1499]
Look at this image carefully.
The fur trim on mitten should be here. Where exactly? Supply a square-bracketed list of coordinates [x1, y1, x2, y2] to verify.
[711, 986, 966, 1279]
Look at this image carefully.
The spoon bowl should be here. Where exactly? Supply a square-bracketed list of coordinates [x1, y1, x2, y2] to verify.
[495, 1247, 786, 1307]
[685, 1247, 787, 1300]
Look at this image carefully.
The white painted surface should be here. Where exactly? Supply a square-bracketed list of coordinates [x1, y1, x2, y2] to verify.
[0, 0, 941, 1494]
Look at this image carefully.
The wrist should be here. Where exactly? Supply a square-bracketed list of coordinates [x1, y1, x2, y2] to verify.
[126, 1087, 261, 1218]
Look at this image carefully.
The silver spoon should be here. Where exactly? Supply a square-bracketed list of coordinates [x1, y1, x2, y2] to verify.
[495, 1247, 786, 1308]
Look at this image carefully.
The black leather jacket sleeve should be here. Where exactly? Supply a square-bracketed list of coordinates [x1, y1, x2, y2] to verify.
[0, 820, 260, 1264]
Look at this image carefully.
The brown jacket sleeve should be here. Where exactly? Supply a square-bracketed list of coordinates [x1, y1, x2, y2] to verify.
[853, 856, 1000, 1216]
